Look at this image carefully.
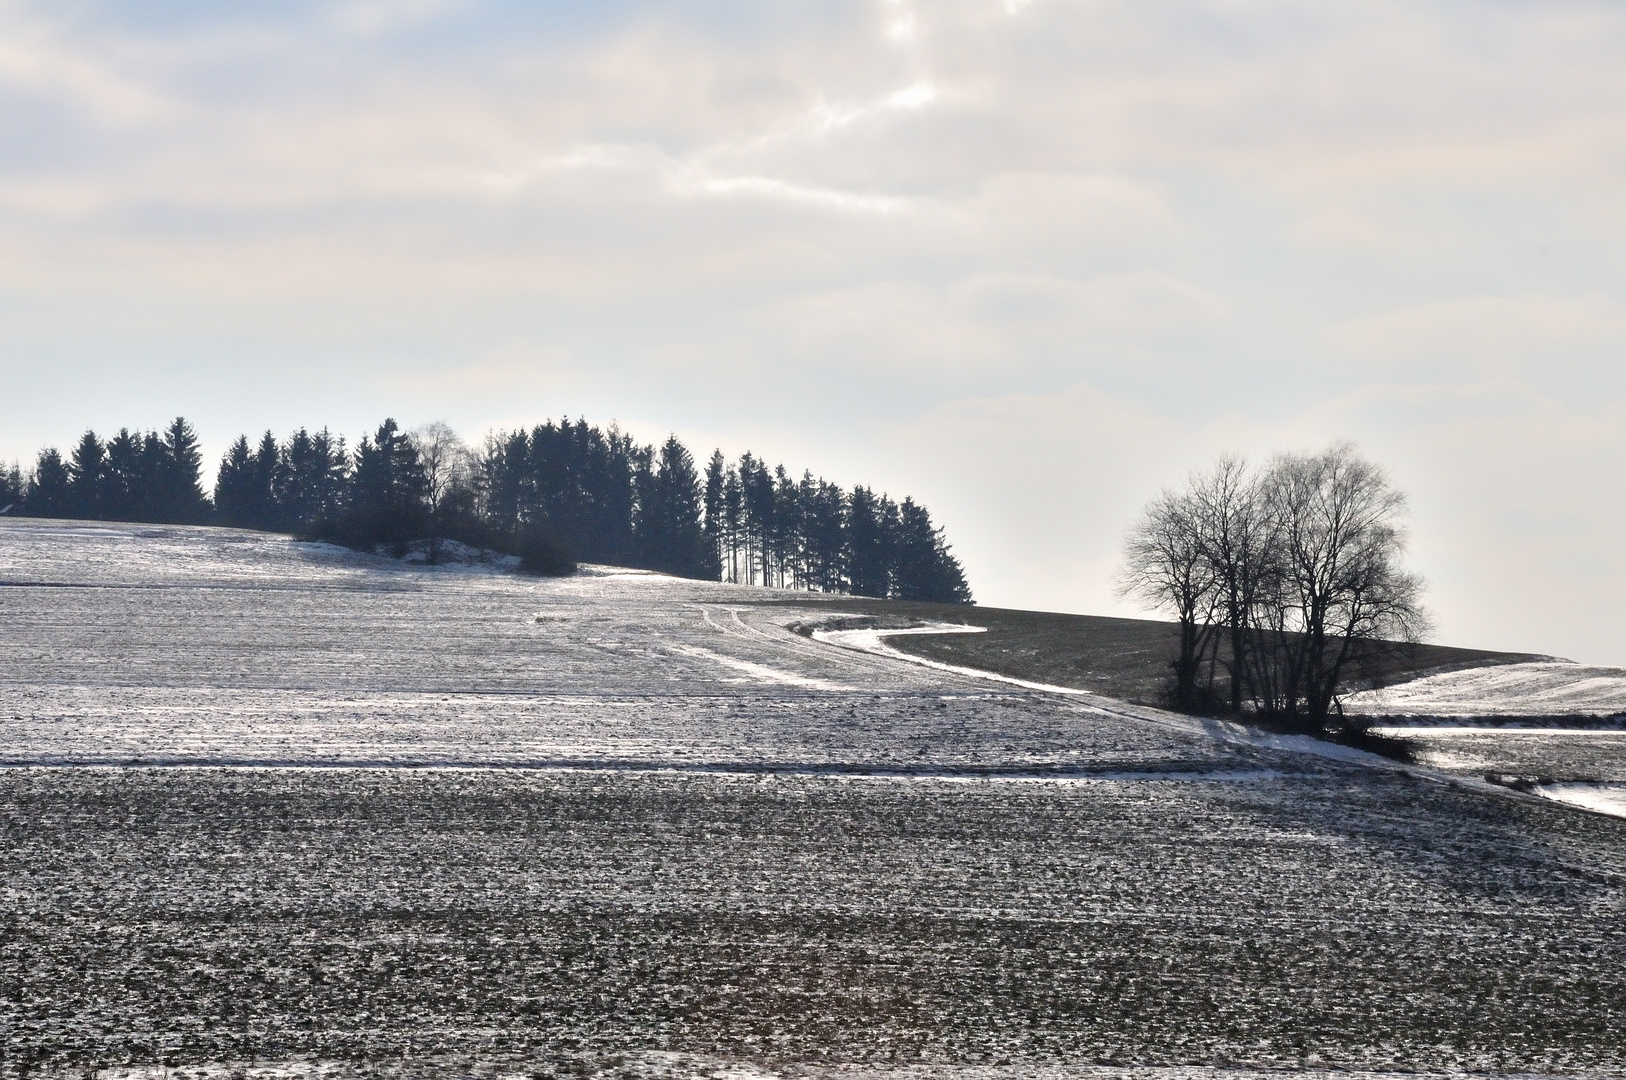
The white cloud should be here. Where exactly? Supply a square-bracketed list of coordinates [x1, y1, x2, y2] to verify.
[1324, 293, 1626, 379]
[695, 174, 909, 213]
[0, 21, 161, 121]
[2, 0, 1626, 662]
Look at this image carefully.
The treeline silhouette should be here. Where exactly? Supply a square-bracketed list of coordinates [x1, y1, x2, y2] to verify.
[2, 416, 972, 602]
[0, 419, 211, 525]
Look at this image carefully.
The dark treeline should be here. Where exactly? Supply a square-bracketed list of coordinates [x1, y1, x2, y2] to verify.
[3, 416, 972, 602]
[0, 418, 210, 524]
[698, 450, 969, 603]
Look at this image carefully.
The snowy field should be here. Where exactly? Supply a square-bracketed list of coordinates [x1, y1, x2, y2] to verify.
[1342, 659, 1626, 818]
[3, 519, 1626, 1077]
[1344, 661, 1626, 717]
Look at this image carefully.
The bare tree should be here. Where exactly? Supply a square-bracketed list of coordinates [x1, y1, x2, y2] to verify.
[1117, 487, 1221, 711]
[409, 421, 475, 516]
[408, 421, 476, 561]
[1259, 443, 1430, 732]
[1121, 443, 1429, 733]
[1188, 455, 1274, 715]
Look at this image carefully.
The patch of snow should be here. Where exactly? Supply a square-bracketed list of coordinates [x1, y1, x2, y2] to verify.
[1345, 661, 1626, 716]
[665, 642, 849, 691]
[1536, 782, 1626, 819]
[396, 538, 521, 570]
[1371, 724, 1625, 735]
[815, 624, 1093, 697]
[576, 563, 670, 577]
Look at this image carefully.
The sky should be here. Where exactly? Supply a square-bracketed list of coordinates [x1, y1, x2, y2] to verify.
[3, 0, 1626, 663]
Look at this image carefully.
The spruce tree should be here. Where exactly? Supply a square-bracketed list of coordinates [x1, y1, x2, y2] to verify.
[159, 417, 210, 524]
[722, 464, 743, 584]
[275, 428, 316, 527]
[636, 436, 712, 579]
[136, 431, 167, 520]
[891, 498, 972, 604]
[804, 478, 846, 592]
[773, 465, 800, 588]
[350, 419, 428, 519]
[479, 429, 530, 532]
[0, 461, 22, 513]
[845, 486, 890, 599]
[103, 429, 143, 522]
[272, 426, 348, 528]
[312, 429, 349, 520]
[703, 449, 726, 578]
[25, 448, 72, 517]
[251, 431, 280, 529]
[67, 430, 106, 520]
[742, 455, 775, 587]
[213, 436, 256, 527]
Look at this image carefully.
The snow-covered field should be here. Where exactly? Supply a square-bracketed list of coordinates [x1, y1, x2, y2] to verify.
[4, 519, 1626, 1077]
[0, 520, 1246, 775]
[1343, 658, 1626, 815]
[1345, 661, 1626, 717]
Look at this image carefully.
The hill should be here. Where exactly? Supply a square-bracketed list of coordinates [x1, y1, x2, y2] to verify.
[760, 595, 1546, 706]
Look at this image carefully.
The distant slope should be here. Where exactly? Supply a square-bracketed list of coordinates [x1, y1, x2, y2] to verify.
[763, 596, 1545, 706]
[1344, 661, 1626, 718]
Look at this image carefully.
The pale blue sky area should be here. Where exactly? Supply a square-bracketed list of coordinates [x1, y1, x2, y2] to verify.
[4, 0, 1625, 661]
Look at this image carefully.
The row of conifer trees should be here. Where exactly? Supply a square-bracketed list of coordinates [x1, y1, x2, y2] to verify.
[2, 416, 972, 603]
[0, 418, 212, 526]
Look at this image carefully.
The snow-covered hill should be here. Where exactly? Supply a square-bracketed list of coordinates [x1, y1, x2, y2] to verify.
[1345, 660, 1626, 717]
[4, 518, 1626, 1075]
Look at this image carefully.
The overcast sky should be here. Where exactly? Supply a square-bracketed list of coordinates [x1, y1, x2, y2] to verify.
[4, 0, 1625, 662]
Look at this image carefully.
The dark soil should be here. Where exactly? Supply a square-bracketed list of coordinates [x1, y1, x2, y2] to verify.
[5, 767, 1626, 1075]
[760, 597, 1544, 706]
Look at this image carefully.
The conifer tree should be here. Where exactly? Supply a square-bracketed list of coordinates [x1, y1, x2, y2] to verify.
[158, 417, 210, 524]
[722, 464, 743, 584]
[275, 428, 317, 527]
[138, 431, 168, 518]
[352, 419, 427, 512]
[891, 497, 973, 603]
[103, 429, 144, 522]
[25, 448, 72, 517]
[479, 429, 531, 531]
[803, 476, 846, 592]
[67, 430, 107, 519]
[845, 486, 890, 599]
[214, 436, 258, 527]
[633, 435, 712, 577]
[308, 428, 349, 521]
[269, 426, 349, 528]
[704, 449, 726, 576]
[741, 454, 775, 587]
[250, 431, 280, 528]
[0, 461, 22, 512]
[772, 466, 800, 588]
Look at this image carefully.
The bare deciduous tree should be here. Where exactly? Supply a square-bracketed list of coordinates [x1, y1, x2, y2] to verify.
[1117, 488, 1221, 711]
[1257, 442, 1430, 731]
[1188, 454, 1273, 715]
[1119, 443, 1429, 733]
[408, 421, 475, 516]
[408, 421, 477, 562]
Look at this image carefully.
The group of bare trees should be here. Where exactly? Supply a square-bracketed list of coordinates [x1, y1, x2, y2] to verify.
[1119, 443, 1429, 734]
